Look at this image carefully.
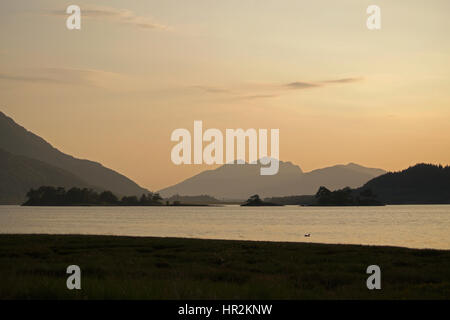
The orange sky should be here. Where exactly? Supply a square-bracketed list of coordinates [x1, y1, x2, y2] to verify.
[1, 0, 449, 191]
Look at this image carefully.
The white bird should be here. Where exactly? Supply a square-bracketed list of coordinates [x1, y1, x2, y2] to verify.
[304, 233, 311, 237]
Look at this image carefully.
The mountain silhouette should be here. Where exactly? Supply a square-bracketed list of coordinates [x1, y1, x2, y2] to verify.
[361, 163, 450, 204]
[0, 111, 148, 200]
[158, 160, 385, 200]
[0, 148, 93, 204]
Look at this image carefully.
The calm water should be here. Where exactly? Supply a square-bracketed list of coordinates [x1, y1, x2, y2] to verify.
[0, 205, 449, 249]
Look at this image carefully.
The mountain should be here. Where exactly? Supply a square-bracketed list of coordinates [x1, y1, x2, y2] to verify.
[298, 163, 386, 194]
[158, 160, 386, 200]
[0, 111, 149, 200]
[0, 148, 92, 204]
[361, 163, 450, 204]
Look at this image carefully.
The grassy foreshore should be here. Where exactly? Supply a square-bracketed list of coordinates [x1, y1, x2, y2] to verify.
[0, 234, 449, 299]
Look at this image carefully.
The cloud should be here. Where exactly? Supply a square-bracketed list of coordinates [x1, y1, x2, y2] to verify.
[189, 77, 363, 101]
[320, 77, 364, 84]
[233, 94, 280, 101]
[47, 5, 169, 30]
[0, 68, 126, 89]
[0, 73, 60, 84]
[285, 82, 319, 90]
[285, 77, 363, 90]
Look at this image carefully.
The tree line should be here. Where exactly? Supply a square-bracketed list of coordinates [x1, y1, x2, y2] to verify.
[23, 186, 164, 206]
[314, 186, 384, 206]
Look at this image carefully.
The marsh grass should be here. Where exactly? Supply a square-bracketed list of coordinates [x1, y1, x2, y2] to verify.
[0, 235, 449, 299]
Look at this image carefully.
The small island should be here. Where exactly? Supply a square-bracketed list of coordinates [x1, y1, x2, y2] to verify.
[23, 186, 166, 206]
[22, 186, 212, 207]
[264, 187, 385, 206]
[240, 194, 283, 206]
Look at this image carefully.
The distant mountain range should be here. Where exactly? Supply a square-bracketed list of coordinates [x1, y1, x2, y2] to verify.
[158, 160, 386, 200]
[5, 111, 445, 206]
[0, 111, 148, 204]
[265, 163, 450, 205]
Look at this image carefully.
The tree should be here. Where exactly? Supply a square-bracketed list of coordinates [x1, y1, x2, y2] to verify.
[139, 194, 148, 204]
[151, 193, 163, 204]
[315, 186, 331, 198]
[121, 196, 139, 206]
[100, 191, 119, 204]
[246, 194, 263, 205]
[23, 186, 165, 206]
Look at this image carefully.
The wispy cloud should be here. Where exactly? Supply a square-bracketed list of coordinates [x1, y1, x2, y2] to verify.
[232, 94, 280, 101]
[285, 77, 363, 90]
[0, 73, 60, 84]
[285, 82, 319, 90]
[190, 77, 363, 101]
[0, 68, 127, 89]
[320, 77, 364, 84]
[47, 5, 169, 30]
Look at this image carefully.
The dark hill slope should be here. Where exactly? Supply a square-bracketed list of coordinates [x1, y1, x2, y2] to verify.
[0, 148, 92, 204]
[0, 111, 148, 197]
[361, 164, 450, 204]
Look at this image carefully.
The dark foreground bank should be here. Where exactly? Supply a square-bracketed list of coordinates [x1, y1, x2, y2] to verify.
[0, 234, 449, 299]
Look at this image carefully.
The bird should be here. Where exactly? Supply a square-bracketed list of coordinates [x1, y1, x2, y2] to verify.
[304, 233, 311, 237]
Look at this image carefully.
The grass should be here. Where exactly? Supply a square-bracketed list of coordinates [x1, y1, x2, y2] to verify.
[0, 234, 449, 299]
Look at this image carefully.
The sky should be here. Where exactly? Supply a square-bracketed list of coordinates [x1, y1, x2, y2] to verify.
[0, 0, 449, 191]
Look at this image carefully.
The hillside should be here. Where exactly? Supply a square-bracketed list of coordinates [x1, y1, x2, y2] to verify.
[361, 163, 450, 204]
[0, 111, 149, 198]
[159, 160, 385, 200]
[0, 148, 92, 204]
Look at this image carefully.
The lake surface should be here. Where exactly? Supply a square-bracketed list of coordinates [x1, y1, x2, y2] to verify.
[0, 205, 449, 249]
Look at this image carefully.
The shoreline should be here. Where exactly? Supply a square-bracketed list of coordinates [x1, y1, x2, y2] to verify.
[0, 232, 448, 251]
[0, 234, 449, 299]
